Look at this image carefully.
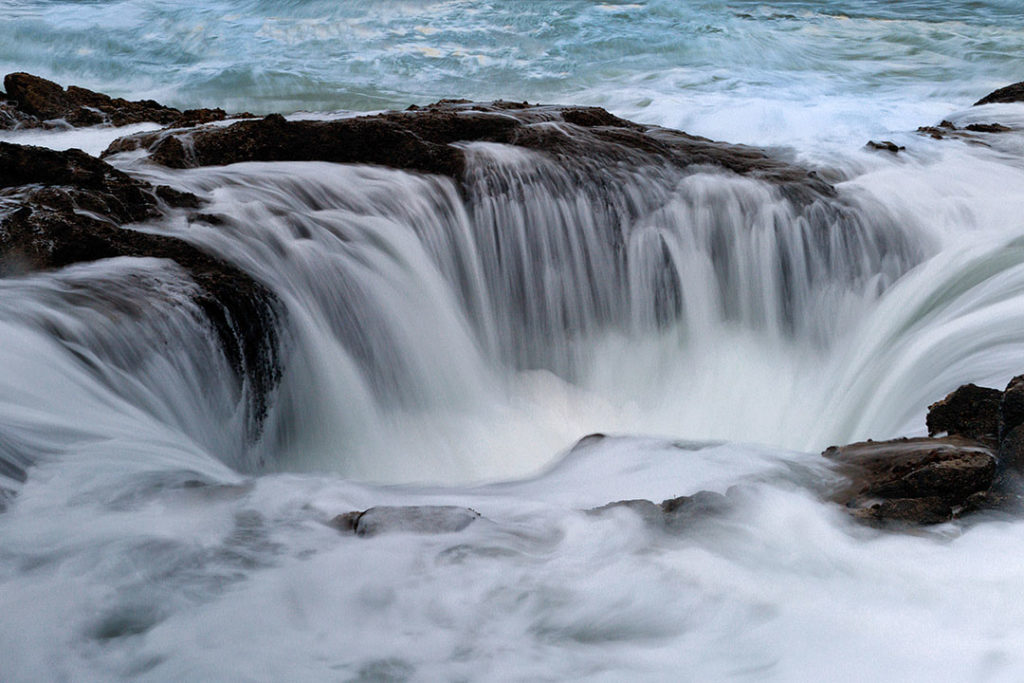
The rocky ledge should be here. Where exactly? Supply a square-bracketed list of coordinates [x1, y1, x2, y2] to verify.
[823, 377, 1024, 526]
[101, 99, 834, 204]
[0, 140, 281, 441]
[0, 72, 237, 129]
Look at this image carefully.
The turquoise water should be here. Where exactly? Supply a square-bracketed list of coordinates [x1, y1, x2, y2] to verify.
[3, 0, 1023, 133]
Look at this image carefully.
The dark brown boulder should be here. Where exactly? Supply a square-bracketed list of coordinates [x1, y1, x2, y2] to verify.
[1000, 375, 1024, 439]
[925, 383, 1002, 446]
[999, 424, 1024, 475]
[866, 140, 905, 153]
[1, 72, 228, 129]
[975, 81, 1024, 106]
[823, 436, 997, 525]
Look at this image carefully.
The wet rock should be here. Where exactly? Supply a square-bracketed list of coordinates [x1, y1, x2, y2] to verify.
[661, 490, 732, 531]
[866, 140, 905, 153]
[917, 125, 950, 140]
[588, 499, 665, 527]
[999, 424, 1024, 475]
[975, 81, 1024, 106]
[823, 436, 997, 525]
[330, 506, 481, 537]
[1000, 374, 1024, 440]
[0, 142, 281, 440]
[588, 490, 733, 532]
[104, 100, 836, 201]
[925, 383, 1002, 446]
[915, 118, 1013, 144]
[1, 72, 228, 129]
[964, 123, 1013, 134]
[850, 496, 957, 526]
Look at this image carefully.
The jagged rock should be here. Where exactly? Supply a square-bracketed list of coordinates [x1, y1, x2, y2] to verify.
[965, 123, 1012, 133]
[975, 81, 1024, 106]
[1, 72, 228, 129]
[916, 118, 1014, 144]
[103, 101, 837, 202]
[823, 436, 997, 525]
[0, 142, 280, 440]
[926, 383, 1002, 446]
[329, 506, 481, 537]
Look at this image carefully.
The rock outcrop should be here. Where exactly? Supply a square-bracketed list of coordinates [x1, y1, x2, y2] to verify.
[925, 383, 1002, 446]
[0, 72, 231, 129]
[824, 437, 998, 525]
[825, 376, 1024, 526]
[975, 81, 1024, 106]
[0, 141, 281, 439]
[102, 101, 836, 203]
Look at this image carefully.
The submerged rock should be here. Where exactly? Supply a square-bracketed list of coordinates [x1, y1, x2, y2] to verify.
[330, 506, 482, 537]
[865, 140, 905, 153]
[589, 490, 734, 532]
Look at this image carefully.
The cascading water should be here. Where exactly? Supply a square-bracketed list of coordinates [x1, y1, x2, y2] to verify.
[5, 1, 1024, 680]
[88, 128, 923, 483]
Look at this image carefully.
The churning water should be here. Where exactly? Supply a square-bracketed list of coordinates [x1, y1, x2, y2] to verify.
[3, 1, 1024, 680]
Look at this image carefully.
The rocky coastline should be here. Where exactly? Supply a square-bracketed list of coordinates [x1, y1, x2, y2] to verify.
[3, 71, 1024, 530]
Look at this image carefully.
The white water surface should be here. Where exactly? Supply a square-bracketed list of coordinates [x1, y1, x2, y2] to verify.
[4, 1, 1024, 681]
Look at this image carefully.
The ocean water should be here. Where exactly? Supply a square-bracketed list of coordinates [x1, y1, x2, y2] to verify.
[3, 1, 1024, 681]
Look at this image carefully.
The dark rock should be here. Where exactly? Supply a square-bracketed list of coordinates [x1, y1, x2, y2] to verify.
[925, 383, 1001, 445]
[0, 141, 281, 441]
[104, 100, 836, 201]
[975, 81, 1024, 106]
[1, 72, 230, 129]
[1000, 375, 1024, 441]
[964, 123, 1012, 133]
[661, 490, 732, 531]
[330, 506, 481, 537]
[823, 436, 997, 525]
[999, 424, 1024, 475]
[915, 119, 1011, 143]
[850, 496, 956, 526]
[866, 140, 905, 153]
[917, 125, 949, 140]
